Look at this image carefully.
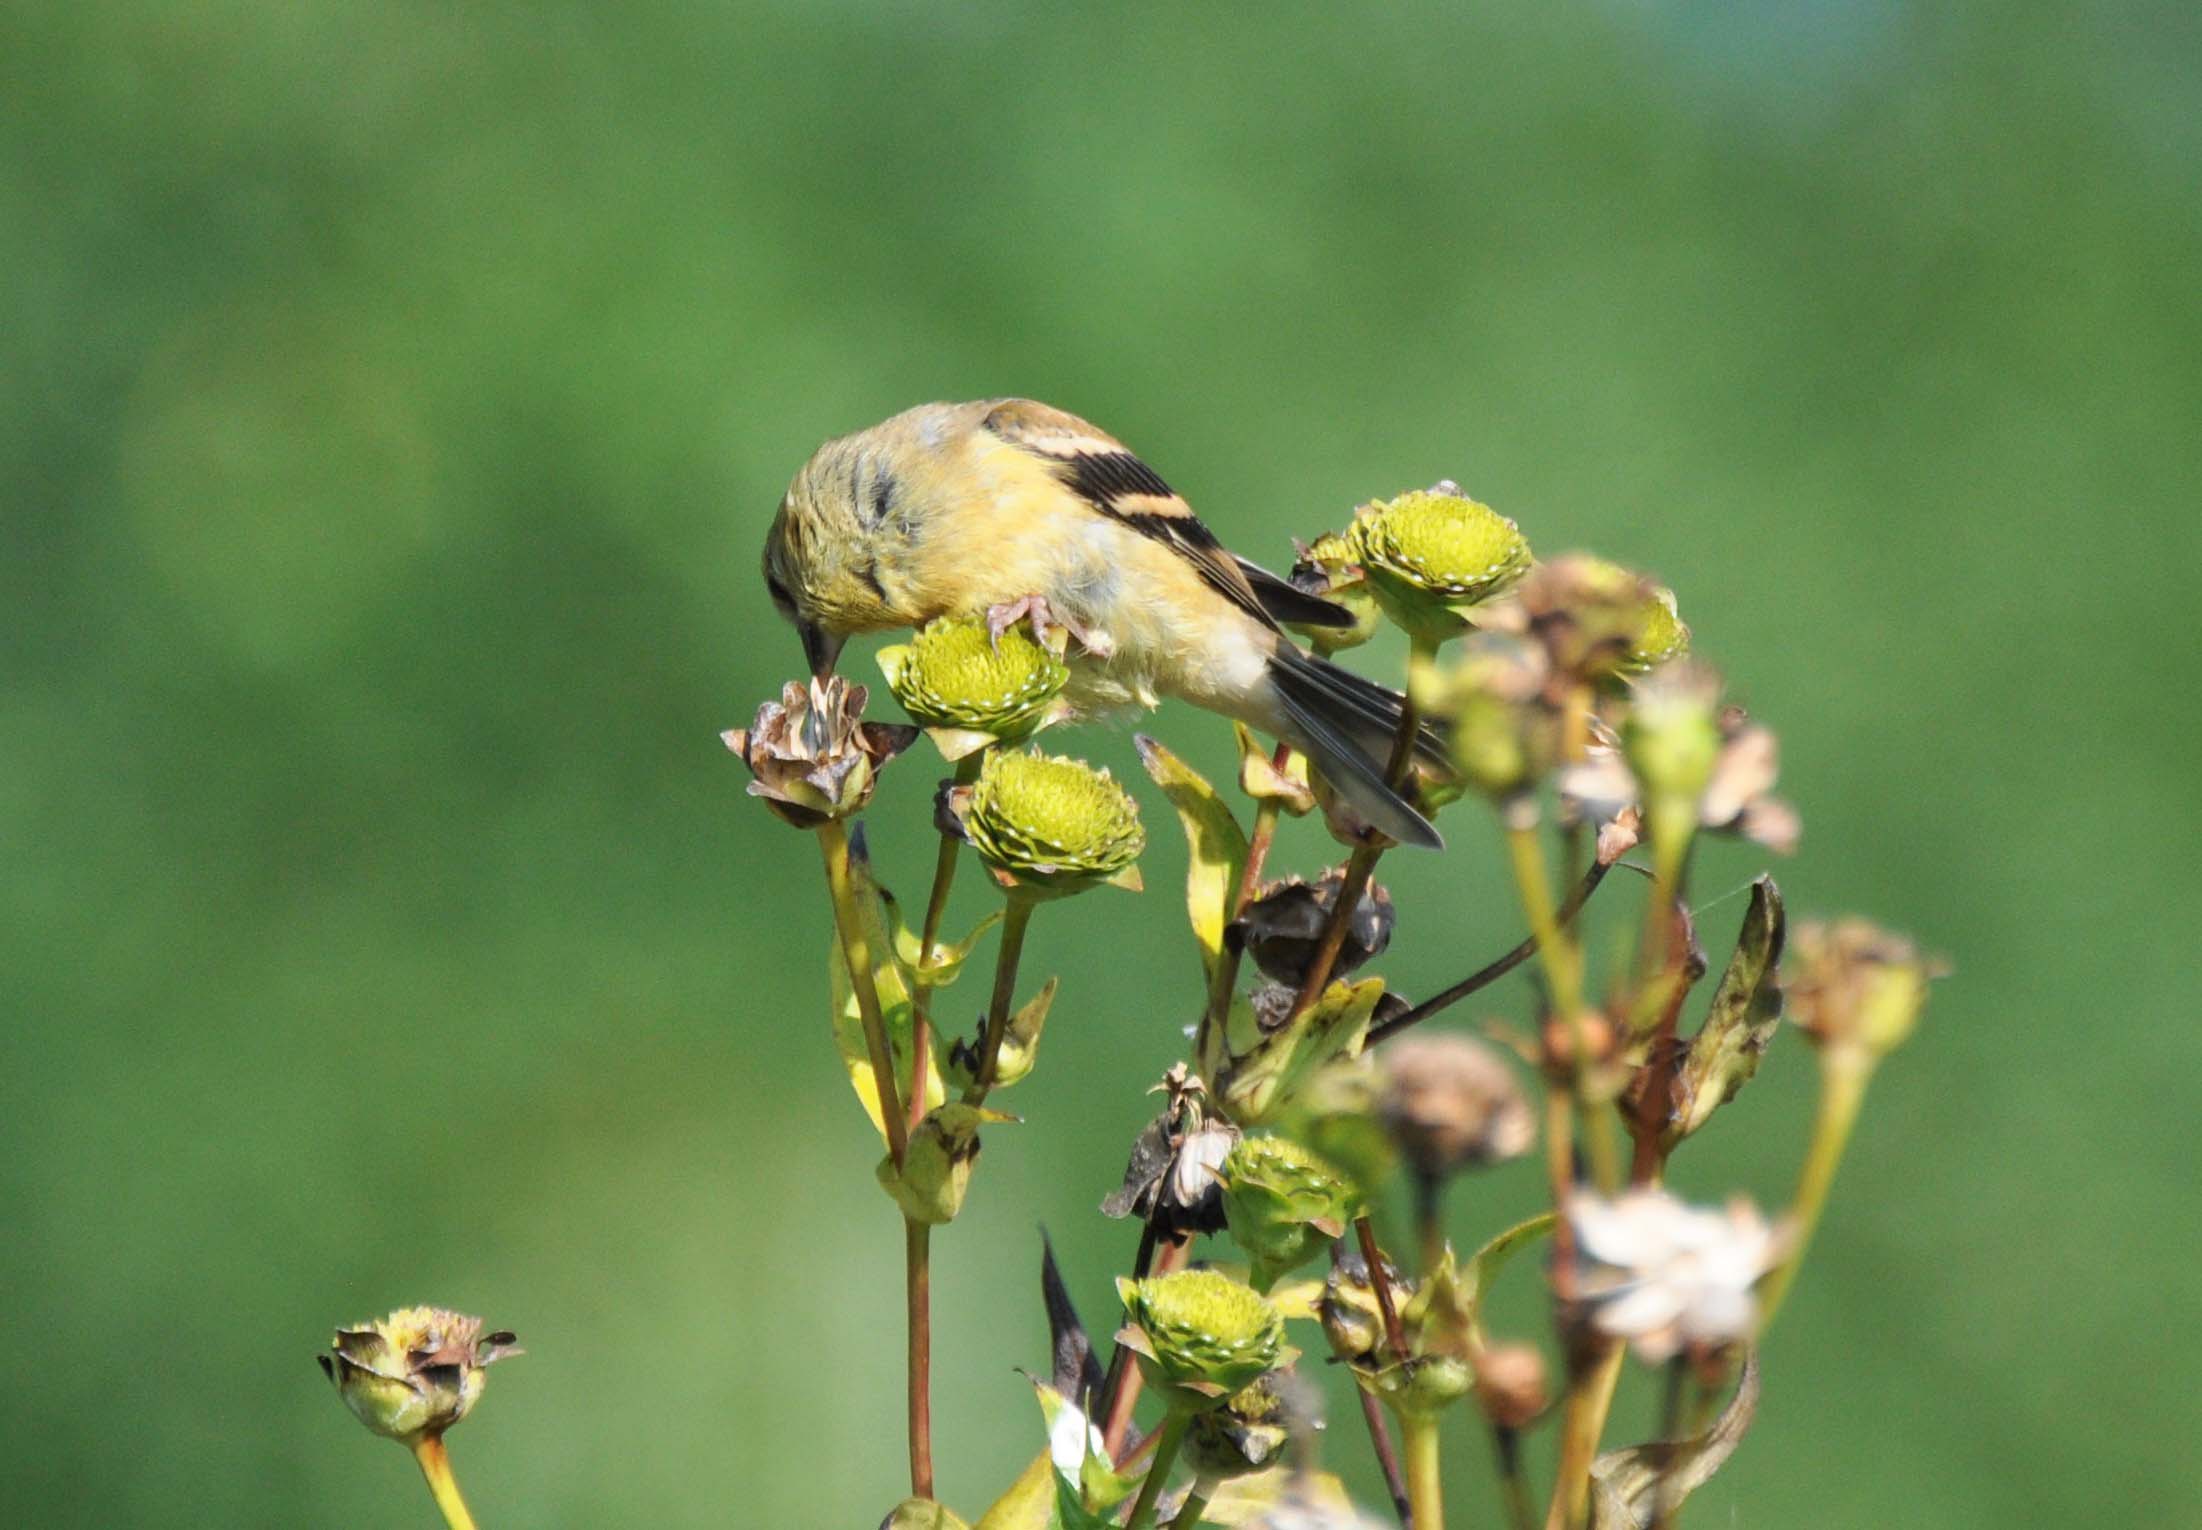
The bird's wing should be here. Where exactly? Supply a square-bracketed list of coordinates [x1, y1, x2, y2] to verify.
[981, 399, 1280, 631]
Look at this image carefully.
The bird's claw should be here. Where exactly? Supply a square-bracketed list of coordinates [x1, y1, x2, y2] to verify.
[986, 595, 1113, 659]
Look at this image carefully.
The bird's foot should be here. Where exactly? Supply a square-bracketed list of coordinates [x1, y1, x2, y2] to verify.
[986, 594, 1115, 660]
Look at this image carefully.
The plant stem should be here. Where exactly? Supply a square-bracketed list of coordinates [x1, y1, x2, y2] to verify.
[1124, 1411, 1192, 1530]
[1491, 1424, 1536, 1530]
[1757, 1050, 1873, 1330]
[1167, 1484, 1213, 1529]
[1647, 1354, 1686, 1530]
[409, 1436, 478, 1530]
[1356, 1215, 1411, 1360]
[1543, 1340, 1624, 1530]
[1357, 1384, 1415, 1527]
[1505, 822, 1619, 1193]
[1400, 1411, 1444, 1530]
[962, 894, 1036, 1106]
[908, 752, 985, 1134]
[817, 819, 909, 1166]
[1413, 1173, 1446, 1278]
[1368, 861, 1613, 1046]
[905, 1217, 934, 1499]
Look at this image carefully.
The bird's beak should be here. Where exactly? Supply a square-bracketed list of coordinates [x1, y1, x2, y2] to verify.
[799, 620, 846, 678]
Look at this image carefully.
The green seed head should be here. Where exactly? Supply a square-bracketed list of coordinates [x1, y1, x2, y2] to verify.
[1115, 1268, 1287, 1409]
[958, 748, 1144, 897]
[1787, 918, 1943, 1060]
[1622, 661, 1723, 808]
[876, 616, 1069, 747]
[317, 1306, 520, 1444]
[1505, 554, 1689, 680]
[1219, 1135, 1359, 1289]
[1444, 634, 1555, 800]
[1183, 1373, 1293, 1481]
[1352, 486, 1531, 640]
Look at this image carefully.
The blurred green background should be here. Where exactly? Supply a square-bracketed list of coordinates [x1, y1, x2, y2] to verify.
[6, 0, 2198, 1524]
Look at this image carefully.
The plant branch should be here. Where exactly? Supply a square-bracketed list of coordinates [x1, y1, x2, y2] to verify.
[1368, 860, 1614, 1046]
[908, 752, 985, 1133]
[1123, 1411, 1192, 1530]
[1757, 1050, 1873, 1331]
[1400, 1411, 1444, 1530]
[1544, 1339, 1624, 1530]
[905, 1218, 934, 1499]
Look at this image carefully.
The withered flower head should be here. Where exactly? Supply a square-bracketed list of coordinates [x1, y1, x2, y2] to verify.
[945, 748, 1145, 898]
[1101, 1065, 1239, 1238]
[1480, 554, 1690, 681]
[1561, 694, 1799, 856]
[1472, 1342, 1550, 1430]
[1786, 918, 1943, 1059]
[1566, 1190, 1782, 1364]
[1231, 869, 1394, 987]
[875, 614, 1070, 757]
[1115, 1269, 1289, 1411]
[1184, 1372, 1294, 1483]
[1350, 483, 1533, 642]
[1288, 532, 1384, 655]
[1377, 1033, 1536, 1182]
[722, 677, 918, 828]
[318, 1306, 520, 1443]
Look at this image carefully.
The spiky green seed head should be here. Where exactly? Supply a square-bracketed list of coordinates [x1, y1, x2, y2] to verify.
[1351, 486, 1531, 641]
[1115, 1268, 1287, 1410]
[956, 749, 1144, 898]
[876, 616, 1069, 753]
[1219, 1135, 1359, 1289]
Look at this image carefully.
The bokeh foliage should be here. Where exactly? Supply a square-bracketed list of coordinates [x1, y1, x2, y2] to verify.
[4, 1, 2198, 1524]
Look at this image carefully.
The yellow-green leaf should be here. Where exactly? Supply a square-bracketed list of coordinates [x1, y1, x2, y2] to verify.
[1134, 734, 1248, 974]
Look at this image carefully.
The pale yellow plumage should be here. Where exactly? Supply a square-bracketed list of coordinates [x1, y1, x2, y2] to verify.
[762, 398, 1443, 845]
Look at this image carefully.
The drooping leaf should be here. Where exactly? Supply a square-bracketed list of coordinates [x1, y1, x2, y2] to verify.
[1220, 977, 1385, 1125]
[1134, 735, 1249, 975]
[1233, 722, 1314, 815]
[1588, 1351, 1761, 1529]
[973, 1451, 1054, 1530]
[1666, 877, 1785, 1146]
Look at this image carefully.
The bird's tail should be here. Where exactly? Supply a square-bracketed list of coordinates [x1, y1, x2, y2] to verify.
[1266, 645, 1449, 850]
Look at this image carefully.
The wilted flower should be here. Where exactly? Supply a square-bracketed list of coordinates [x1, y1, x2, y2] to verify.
[1786, 918, 1942, 1060]
[1378, 1034, 1536, 1183]
[1219, 1135, 1359, 1290]
[1287, 532, 1383, 655]
[1231, 869, 1394, 987]
[1479, 554, 1690, 681]
[1350, 484, 1532, 642]
[1561, 693, 1799, 856]
[1471, 1342, 1549, 1429]
[944, 748, 1144, 897]
[1103, 1068, 1241, 1240]
[1319, 1246, 1414, 1366]
[1184, 1372, 1294, 1483]
[722, 678, 918, 828]
[1622, 661, 1723, 821]
[1116, 1269, 1289, 1410]
[318, 1307, 520, 1443]
[876, 615, 1071, 758]
[1566, 1190, 1783, 1363]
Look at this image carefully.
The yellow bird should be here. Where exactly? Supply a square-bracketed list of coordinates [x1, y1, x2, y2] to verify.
[761, 398, 1444, 847]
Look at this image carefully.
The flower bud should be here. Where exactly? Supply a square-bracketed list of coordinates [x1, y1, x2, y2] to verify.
[1443, 634, 1556, 801]
[318, 1307, 519, 1443]
[1622, 661, 1722, 808]
[1378, 1034, 1535, 1182]
[1786, 918, 1942, 1060]
[1116, 1268, 1289, 1411]
[875, 615, 1070, 757]
[722, 678, 917, 827]
[1350, 484, 1532, 643]
[947, 748, 1144, 898]
[1471, 1342, 1549, 1429]
[876, 1103, 1012, 1224]
[1288, 533, 1384, 655]
[1183, 1373, 1293, 1482]
[1319, 1247, 1413, 1366]
[1218, 1135, 1360, 1290]
[1231, 869, 1393, 987]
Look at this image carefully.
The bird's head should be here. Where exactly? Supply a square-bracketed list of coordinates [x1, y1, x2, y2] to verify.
[762, 428, 916, 677]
